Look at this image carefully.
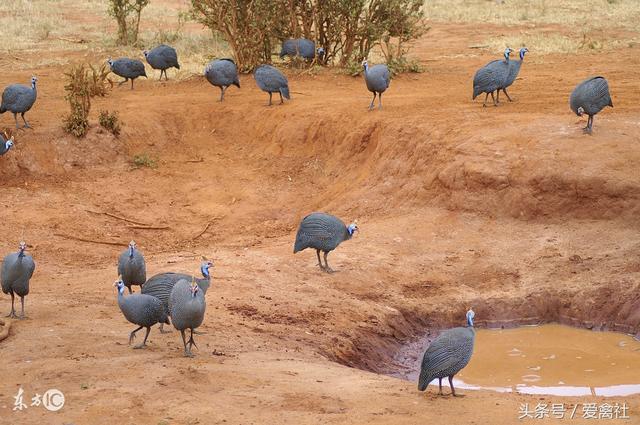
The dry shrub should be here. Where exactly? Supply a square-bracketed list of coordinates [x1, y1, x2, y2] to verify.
[190, 0, 425, 71]
[99, 110, 121, 137]
[63, 65, 91, 138]
[88, 63, 113, 97]
[108, 0, 150, 45]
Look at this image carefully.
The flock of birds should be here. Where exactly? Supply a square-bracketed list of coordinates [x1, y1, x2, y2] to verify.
[0, 35, 617, 395]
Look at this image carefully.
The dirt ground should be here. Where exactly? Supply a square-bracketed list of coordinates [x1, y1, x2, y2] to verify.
[0, 6, 639, 425]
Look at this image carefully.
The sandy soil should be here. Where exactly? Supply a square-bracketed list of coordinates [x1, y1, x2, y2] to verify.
[0, 14, 639, 425]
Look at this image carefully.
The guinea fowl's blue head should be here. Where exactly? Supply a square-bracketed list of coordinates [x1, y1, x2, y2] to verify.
[5, 137, 14, 151]
[18, 241, 26, 255]
[30, 76, 37, 88]
[347, 222, 358, 236]
[190, 278, 199, 297]
[519, 47, 529, 60]
[361, 59, 369, 72]
[200, 260, 213, 278]
[128, 240, 136, 258]
[106, 58, 114, 68]
[576, 106, 585, 116]
[143, 50, 149, 58]
[317, 47, 325, 59]
[466, 308, 475, 327]
[503, 47, 514, 60]
[114, 277, 125, 295]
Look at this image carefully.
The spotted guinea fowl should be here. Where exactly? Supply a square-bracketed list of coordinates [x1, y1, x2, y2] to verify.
[472, 48, 513, 107]
[254, 65, 290, 106]
[293, 213, 358, 273]
[107, 58, 147, 89]
[117, 241, 146, 294]
[418, 309, 476, 396]
[204, 59, 240, 101]
[144, 44, 180, 81]
[169, 278, 206, 357]
[0, 76, 38, 129]
[570, 76, 613, 134]
[141, 261, 213, 333]
[0, 134, 14, 156]
[1, 241, 35, 319]
[499, 47, 528, 102]
[362, 59, 390, 110]
[114, 278, 169, 349]
[279, 39, 325, 61]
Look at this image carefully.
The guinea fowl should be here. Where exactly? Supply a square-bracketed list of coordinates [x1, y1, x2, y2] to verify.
[418, 309, 476, 396]
[0, 134, 14, 156]
[1, 241, 35, 319]
[499, 47, 528, 102]
[107, 58, 147, 89]
[204, 59, 240, 101]
[570, 76, 613, 134]
[293, 213, 358, 273]
[254, 65, 290, 106]
[169, 278, 206, 357]
[362, 59, 390, 110]
[141, 261, 213, 333]
[472, 48, 513, 107]
[279, 39, 325, 62]
[117, 241, 146, 294]
[114, 278, 169, 349]
[144, 44, 180, 81]
[0, 76, 38, 129]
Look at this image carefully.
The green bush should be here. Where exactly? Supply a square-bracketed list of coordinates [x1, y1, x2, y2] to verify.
[108, 0, 150, 45]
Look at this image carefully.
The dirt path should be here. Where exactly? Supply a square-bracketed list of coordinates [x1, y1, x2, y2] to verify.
[0, 19, 639, 425]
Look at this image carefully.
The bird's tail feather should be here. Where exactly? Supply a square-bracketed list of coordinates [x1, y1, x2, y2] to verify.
[280, 86, 291, 100]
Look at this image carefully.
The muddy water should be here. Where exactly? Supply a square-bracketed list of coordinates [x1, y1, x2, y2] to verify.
[394, 324, 640, 397]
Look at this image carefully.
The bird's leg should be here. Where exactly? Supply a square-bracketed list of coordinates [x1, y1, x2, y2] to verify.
[369, 93, 376, 110]
[188, 328, 198, 351]
[133, 326, 150, 349]
[584, 115, 593, 134]
[482, 93, 489, 107]
[279, 92, 284, 104]
[219, 87, 225, 102]
[438, 378, 443, 395]
[130, 79, 134, 90]
[315, 249, 325, 271]
[19, 296, 26, 320]
[449, 376, 462, 397]
[323, 251, 334, 274]
[268, 92, 273, 106]
[127, 285, 133, 295]
[129, 325, 143, 345]
[118, 78, 128, 86]
[159, 322, 172, 334]
[13, 113, 20, 129]
[491, 91, 497, 106]
[181, 329, 194, 357]
[21, 113, 31, 129]
[503, 88, 513, 102]
[165, 70, 169, 81]
[6, 293, 17, 318]
[496, 89, 501, 104]
[378, 93, 383, 110]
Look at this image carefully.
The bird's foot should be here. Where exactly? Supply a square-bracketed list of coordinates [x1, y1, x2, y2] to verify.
[128, 333, 136, 345]
[18, 314, 27, 320]
[324, 267, 335, 274]
[582, 127, 592, 134]
[133, 343, 147, 349]
[184, 349, 195, 358]
[452, 393, 465, 397]
[5, 311, 17, 319]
